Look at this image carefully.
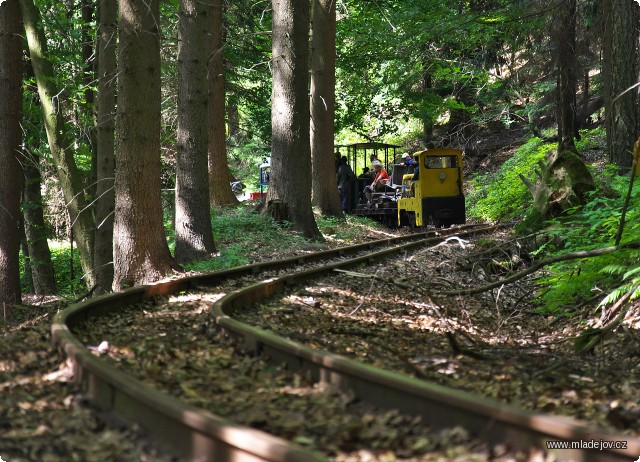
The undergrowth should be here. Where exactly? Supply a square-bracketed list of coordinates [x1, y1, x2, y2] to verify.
[183, 204, 382, 273]
[20, 242, 84, 299]
[21, 203, 382, 296]
[468, 127, 640, 316]
[536, 169, 640, 313]
[466, 137, 556, 222]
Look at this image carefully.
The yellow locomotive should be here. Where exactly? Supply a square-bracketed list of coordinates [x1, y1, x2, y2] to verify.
[397, 148, 465, 228]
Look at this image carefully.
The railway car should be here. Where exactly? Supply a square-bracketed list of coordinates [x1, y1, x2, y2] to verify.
[398, 148, 466, 228]
[354, 147, 465, 228]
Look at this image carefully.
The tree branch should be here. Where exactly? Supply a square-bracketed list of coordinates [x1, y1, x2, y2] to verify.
[442, 240, 640, 296]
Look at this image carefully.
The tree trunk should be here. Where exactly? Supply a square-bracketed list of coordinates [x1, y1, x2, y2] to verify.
[207, 1, 239, 207]
[421, 65, 434, 143]
[603, 0, 639, 168]
[20, 0, 96, 288]
[114, 0, 179, 289]
[93, 0, 116, 294]
[175, 0, 217, 263]
[81, 0, 97, 201]
[20, 226, 33, 294]
[269, 0, 322, 240]
[22, 151, 57, 295]
[556, 0, 578, 152]
[519, 150, 595, 219]
[310, 0, 342, 217]
[0, 0, 23, 305]
[228, 101, 240, 143]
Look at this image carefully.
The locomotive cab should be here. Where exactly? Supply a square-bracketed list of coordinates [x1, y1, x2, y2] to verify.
[397, 148, 466, 228]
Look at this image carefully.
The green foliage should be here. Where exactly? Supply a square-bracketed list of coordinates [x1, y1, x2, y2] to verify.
[49, 243, 84, 296]
[184, 206, 384, 273]
[466, 138, 555, 222]
[575, 127, 607, 152]
[227, 141, 271, 192]
[184, 206, 306, 272]
[316, 214, 385, 243]
[20, 242, 84, 298]
[535, 165, 640, 313]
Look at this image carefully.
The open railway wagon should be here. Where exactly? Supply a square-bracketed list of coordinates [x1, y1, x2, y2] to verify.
[354, 147, 466, 228]
[335, 141, 401, 213]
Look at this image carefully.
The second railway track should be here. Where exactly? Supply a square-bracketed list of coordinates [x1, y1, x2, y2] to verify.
[52, 224, 640, 462]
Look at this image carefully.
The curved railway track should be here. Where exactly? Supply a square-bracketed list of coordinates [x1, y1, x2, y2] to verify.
[51, 224, 640, 462]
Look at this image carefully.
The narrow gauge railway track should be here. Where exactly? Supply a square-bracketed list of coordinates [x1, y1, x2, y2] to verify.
[52, 224, 639, 462]
[51, 224, 487, 462]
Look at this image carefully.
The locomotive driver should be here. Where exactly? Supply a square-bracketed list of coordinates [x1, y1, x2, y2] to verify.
[364, 160, 390, 205]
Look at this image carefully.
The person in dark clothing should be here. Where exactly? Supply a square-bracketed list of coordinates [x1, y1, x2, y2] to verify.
[400, 152, 417, 168]
[358, 166, 371, 179]
[336, 156, 355, 212]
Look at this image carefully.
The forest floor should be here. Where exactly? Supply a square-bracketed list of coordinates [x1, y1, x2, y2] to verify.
[2, 125, 638, 461]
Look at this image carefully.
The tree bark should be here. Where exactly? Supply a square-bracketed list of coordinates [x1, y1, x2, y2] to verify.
[602, 0, 639, 168]
[310, 0, 342, 217]
[0, 0, 23, 305]
[93, 0, 117, 294]
[175, 0, 217, 263]
[20, 0, 96, 288]
[269, 0, 322, 240]
[556, 0, 578, 152]
[22, 151, 57, 295]
[81, 0, 97, 201]
[228, 101, 240, 143]
[207, 1, 239, 207]
[114, 0, 179, 289]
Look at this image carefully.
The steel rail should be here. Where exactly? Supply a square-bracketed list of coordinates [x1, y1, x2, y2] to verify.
[210, 229, 640, 462]
[51, 224, 486, 461]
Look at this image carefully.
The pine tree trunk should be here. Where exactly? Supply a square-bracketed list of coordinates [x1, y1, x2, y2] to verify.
[556, 0, 578, 152]
[175, 0, 217, 263]
[207, 1, 238, 207]
[228, 102, 240, 143]
[93, 0, 117, 294]
[114, 0, 179, 289]
[0, 0, 23, 305]
[20, 0, 96, 288]
[310, 0, 342, 217]
[603, 0, 639, 168]
[270, 0, 322, 240]
[81, 0, 97, 201]
[421, 65, 434, 143]
[22, 152, 57, 295]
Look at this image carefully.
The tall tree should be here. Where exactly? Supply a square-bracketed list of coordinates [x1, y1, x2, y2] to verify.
[114, 0, 179, 288]
[310, 0, 342, 217]
[93, 0, 117, 293]
[208, 2, 239, 207]
[0, 0, 23, 305]
[556, 0, 579, 152]
[602, 0, 640, 168]
[22, 150, 57, 294]
[269, 0, 322, 240]
[174, 0, 217, 263]
[19, 0, 97, 288]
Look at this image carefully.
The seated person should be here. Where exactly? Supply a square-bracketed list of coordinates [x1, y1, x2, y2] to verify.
[364, 160, 390, 204]
[358, 166, 371, 179]
[400, 152, 417, 168]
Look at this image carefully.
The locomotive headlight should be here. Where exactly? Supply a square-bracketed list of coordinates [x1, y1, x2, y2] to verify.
[439, 171, 447, 183]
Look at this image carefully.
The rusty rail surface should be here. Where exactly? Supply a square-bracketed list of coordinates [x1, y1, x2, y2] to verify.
[51, 224, 639, 462]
